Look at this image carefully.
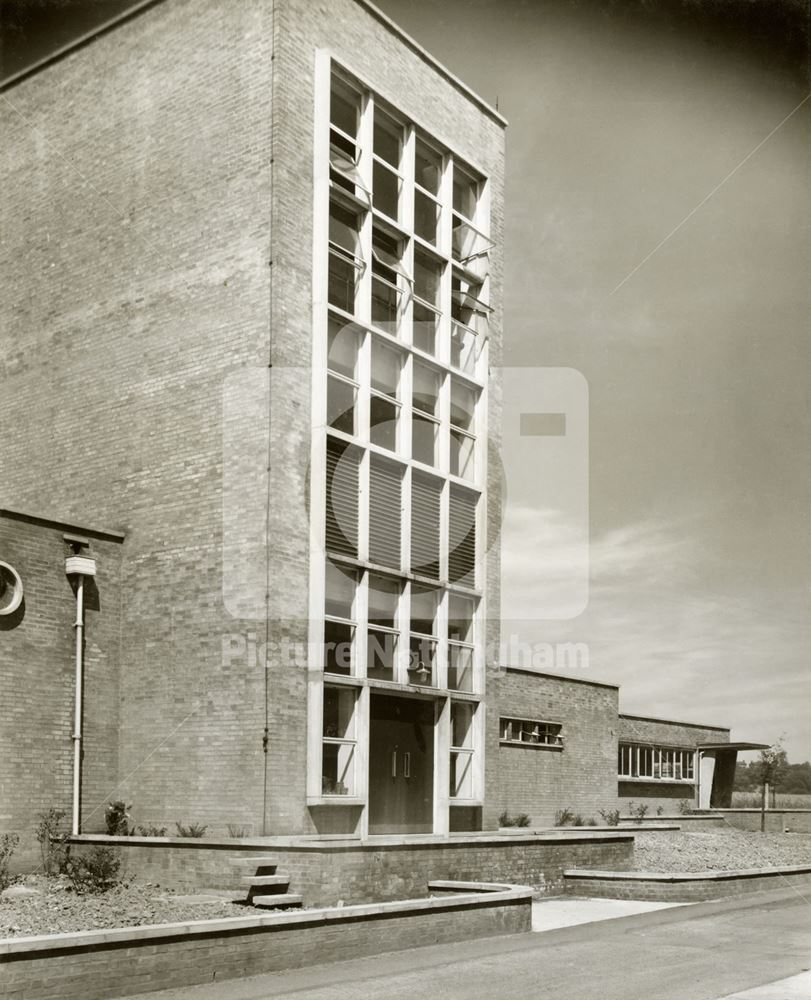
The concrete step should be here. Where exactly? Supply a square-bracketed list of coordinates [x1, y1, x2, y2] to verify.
[250, 892, 303, 909]
[242, 874, 289, 888]
[229, 856, 278, 868]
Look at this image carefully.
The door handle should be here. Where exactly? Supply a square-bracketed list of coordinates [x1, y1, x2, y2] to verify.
[391, 750, 397, 778]
[403, 752, 411, 778]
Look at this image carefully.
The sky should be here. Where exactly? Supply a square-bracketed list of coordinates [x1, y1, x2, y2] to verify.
[2, 1, 809, 758]
[376, 0, 811, 759]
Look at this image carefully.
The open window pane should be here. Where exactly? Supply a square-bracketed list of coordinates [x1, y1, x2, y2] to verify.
[324, 619, 353, 675]
[367, 628, 397, 681]
[453, 164, 478, 220]
[370, 395, 399, 452]
[327, 375, 356, 435]
[450, 429, 475, 480]
[323, 687, 356, 739]
[325, 562, 356, 619]
[322, 741, 355, 796]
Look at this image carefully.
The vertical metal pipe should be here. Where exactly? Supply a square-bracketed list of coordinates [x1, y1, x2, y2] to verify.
[72, 575, 84, 836]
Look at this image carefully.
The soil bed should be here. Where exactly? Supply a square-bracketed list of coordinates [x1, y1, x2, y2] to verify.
[0, 876, 261, 939]
[632, 828, 811, 872]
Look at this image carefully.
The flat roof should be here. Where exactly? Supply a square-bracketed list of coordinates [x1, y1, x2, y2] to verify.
[503, 666, 619, 691]
[697, 742, 769, 752]
[619, 713, 730, 732]
[0, 507, 126, 543]
[0, 0, 509, 129]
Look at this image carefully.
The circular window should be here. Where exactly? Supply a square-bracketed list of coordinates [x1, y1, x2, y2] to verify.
[0, 562, 24, 616]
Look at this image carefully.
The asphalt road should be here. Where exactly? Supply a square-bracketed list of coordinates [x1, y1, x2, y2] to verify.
[126, 888, 811, 1000]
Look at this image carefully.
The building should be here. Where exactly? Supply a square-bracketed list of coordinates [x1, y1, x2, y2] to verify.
[0, 0, 746, 863]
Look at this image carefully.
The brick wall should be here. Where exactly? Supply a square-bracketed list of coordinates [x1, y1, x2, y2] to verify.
[617, 714, 730, 815]
[495, 670, 620, 826]
[0, 0, 505, 838]
[0, 514, 122, 864]
[0, 889, 530, 1000]
[564, 867, 811, 902]
[68, 831, 633, 904]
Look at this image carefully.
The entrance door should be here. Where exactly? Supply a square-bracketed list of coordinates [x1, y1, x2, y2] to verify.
[368, 694, 434, 835]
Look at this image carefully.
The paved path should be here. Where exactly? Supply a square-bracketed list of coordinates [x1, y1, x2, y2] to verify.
[125, 888, 811, 1000]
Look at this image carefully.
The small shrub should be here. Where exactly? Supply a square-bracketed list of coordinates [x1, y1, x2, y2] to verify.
[105, 801, 132, 836]
[586, 817, 598, 826]
[599, 808, 620, 826]
[677, 799, 693, 814]
[0, 833, 20, 892]
[35, 807, 69, 875]
[175, 822, 208, 838]
[656, 806, 664, 816]
[554, 808, 575, 827]
[135, 824, 167, 837]
[634, 803, 649, 819]
[65, 846, 121, 894]
[226, 824, 250, 838]
[572, 814, 585, 826]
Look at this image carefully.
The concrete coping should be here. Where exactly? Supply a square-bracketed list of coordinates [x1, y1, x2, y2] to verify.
[709, 808, 811, 814]
[69, 830, 635, 850]
[564, 864, 811, 882]
[0, 882, 532, 955]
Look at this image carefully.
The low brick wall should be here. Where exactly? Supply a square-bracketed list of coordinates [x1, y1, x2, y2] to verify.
[708, 810, 811, 833]
[67, 831, 634, 904]
[619, 815, 728, 829]
[563, 865, 811, 901]
[0, 883, 531, 1000]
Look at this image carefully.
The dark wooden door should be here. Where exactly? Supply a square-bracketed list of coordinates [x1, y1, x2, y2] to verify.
[368, 695, 434, 834]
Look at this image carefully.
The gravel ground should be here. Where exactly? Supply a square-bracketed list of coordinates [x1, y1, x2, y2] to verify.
[0, 876, 261, 939]
[632, 829, 811, 872]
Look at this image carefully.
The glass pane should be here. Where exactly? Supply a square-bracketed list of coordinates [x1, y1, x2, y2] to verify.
[408, 635, 436, 685]
[371, 340, 401, 398]
[450, 429, 475, 480]
[322, 741, 355, 795]
[414, 252, 441, 306]
[330, 79, 361, 138]
[367, 628, 397, 681]
[325, 561, 356, 618]
[448, 644, 473, 692]
[327, 376, 355, 435]
[450, 322, 477, 375]
[453, 165, 478, 219]
[412, 413, 437, 466]
[415, 137, 442, 195]
[324, 619, 353, 675]
[328, 316, 360, 378]
[450, 750, 474, 798]
[413, 302, 438, 356]
[323, 687, 356, 739]
[328, 253, 357, 313]
[368, 574, 400, 627]
[413, 362, 440, 415]
[373, 161, 400, 220]
[415, 190, 439, 245]
[329, 201, 361, 257]
[448, 594, 475, 643]
[374, 108, 401, 167]
[369, 395, 398, 452]
[450, 380, 476, 431]
[372, 275, 400, 330]
[451, 702, 474, 748]
[410, 583, 439, 635]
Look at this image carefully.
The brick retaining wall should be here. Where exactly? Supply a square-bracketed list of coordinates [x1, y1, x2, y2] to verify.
[563, 865, 811, 901]
[68, 831, 634, 904]
[0, 883, 531, 1000]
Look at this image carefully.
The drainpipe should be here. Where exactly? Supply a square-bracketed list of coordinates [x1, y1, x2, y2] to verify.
[65, 549, 97, 836]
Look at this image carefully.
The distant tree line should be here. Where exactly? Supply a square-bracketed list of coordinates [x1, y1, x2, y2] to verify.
[734, 758, 811, 794]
